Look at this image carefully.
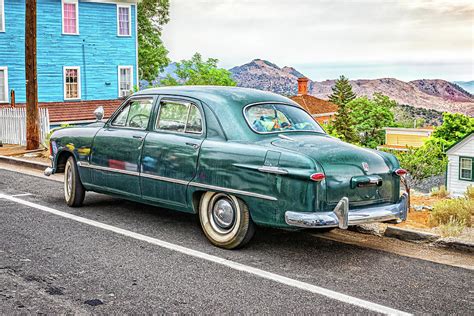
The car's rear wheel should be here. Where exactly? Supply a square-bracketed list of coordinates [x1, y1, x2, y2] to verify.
[64, 156, 85, 207]
[199, 192, 255, 249]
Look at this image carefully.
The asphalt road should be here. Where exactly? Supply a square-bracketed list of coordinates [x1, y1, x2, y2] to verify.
[0, 168, 473, 314]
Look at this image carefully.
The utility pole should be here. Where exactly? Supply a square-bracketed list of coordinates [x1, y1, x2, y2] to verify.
[25, 0, 40, 150]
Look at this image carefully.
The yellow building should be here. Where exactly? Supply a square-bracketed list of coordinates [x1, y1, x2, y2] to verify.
[378, 127, 434, 151]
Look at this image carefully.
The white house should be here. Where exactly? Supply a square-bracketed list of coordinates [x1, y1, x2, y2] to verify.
[446, 132, 474, 196]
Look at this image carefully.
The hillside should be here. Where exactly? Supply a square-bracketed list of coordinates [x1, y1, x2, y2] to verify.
[229, 59, 474, 116]
[454, 81, 474, 94]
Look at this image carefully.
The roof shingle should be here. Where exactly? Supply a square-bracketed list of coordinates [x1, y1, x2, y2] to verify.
[290, 94, 338, 115]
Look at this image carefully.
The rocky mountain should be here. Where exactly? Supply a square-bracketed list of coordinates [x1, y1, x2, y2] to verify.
[229, 59, 309, 96]
[229, 59, 474, 116]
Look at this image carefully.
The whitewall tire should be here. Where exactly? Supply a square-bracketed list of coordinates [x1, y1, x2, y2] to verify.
[64, 156, 85, 207]
[199, 192, 255, 249]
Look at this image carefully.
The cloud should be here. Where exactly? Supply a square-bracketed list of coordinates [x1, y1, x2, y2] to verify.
[161, 0, 474, 80]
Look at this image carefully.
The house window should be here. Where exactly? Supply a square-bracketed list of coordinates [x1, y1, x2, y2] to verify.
[460, 157, 473, 181]
[0, 0, 5, 32]
[117, 5, 131, 36]
[118, 66, 133, 97]
[63, 67, 81, 100]
[0, 67, 8, 103]
[62, 0, 78, 35]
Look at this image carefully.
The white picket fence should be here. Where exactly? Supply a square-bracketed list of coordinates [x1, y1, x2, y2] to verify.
[0, 108, 50, 146]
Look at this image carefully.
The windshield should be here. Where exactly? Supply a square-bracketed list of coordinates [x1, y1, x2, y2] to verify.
[245, 103, 326, 134]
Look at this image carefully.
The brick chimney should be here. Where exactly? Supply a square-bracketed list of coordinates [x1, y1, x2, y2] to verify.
[297, 77, 309, 95]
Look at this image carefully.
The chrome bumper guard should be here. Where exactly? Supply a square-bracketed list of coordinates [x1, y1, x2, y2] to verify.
[285, 193, 409, 229]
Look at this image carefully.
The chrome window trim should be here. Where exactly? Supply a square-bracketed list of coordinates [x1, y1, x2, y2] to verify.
[155, 99, 204, 136]
[242, 101, 326, 135]
[189, 182, 278, 201]
[108, 96, 155, 130]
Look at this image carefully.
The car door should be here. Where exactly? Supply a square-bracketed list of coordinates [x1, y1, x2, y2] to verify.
[141, 97, 205, 208]
[90, 96, 155, 197]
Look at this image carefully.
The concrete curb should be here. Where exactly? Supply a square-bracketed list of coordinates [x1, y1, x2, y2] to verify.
[434, 238, 474, 253]
[384, 226, 440, 243]
[353, 225, 474, 253]
[0, 155, 49, 171]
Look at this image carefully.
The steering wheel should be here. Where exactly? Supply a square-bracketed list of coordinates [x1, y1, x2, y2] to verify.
[129, 114, 149, 128]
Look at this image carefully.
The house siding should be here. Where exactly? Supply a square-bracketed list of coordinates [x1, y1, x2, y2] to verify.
[385, 133, 430, 148]
[446, 136, 474, 196]
[0, 0, 137, 103]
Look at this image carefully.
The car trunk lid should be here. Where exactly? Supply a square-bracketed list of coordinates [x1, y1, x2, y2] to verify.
[271, 134, 398, 208]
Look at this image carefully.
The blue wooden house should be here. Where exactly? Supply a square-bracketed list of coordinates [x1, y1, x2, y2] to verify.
[0, 0, 138, 123]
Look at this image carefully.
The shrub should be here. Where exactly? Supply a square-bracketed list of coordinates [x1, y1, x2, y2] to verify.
[429, 198, 473, 228]
[438, 217, 466, 237]
[465, 185, 474, 200]
[431, 185, 449, 198]
[381, 141, 447, 185]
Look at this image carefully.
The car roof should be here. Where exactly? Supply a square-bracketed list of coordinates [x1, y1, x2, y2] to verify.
[135, 86, 301, 141]
[135, 86, 296, 107]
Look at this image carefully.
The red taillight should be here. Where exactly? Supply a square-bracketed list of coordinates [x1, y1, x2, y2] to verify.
[49, 142, 53, 156]
[310, 172, 325, 181]
[394, 168, 407, 176]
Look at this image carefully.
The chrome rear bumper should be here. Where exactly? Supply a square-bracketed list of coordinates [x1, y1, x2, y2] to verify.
[285, 193, 408, 229]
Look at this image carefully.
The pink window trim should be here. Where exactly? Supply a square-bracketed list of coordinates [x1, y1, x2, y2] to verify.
[63, 3, 77, 34]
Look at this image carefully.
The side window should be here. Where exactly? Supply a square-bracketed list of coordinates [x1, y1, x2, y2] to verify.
[186, 105, 203, 134]
[111, 98, 153, 129]
[156, 101, 203, 134]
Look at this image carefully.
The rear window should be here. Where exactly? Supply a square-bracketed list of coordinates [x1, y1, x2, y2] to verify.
[244, 103, 325, 134]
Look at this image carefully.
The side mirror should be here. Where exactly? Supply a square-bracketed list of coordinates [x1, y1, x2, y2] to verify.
[94, 106, 104, 121]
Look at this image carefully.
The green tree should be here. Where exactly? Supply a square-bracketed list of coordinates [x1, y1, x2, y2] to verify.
[431, 113, 474, 150]
[347, 93, 396, 148]
[160, 53, 236, 86]
[386, 142, 448, 185]
[328, 75, 358, 143]
[138, 0, 170, 82]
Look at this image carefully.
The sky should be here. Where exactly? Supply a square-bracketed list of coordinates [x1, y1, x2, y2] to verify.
[161, 0, 474, 82]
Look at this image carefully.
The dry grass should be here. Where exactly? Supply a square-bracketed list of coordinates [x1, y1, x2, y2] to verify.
[465, 185, 474, 200]
[429, 198, 473, 228]
[430, 185, 449, 198]
[438, 217, 466, 237]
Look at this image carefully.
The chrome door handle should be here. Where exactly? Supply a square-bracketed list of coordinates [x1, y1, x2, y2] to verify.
[132, 135, 143, 139]
[185, 142, 200, 149]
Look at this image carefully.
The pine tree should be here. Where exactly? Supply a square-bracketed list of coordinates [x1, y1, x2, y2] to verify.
[329, 75, 356, 106]
[328, 75, 358, 143]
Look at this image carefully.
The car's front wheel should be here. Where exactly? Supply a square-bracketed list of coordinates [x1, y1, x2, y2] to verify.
[64, 156, 85, 207]
[199, 192, 255, 249]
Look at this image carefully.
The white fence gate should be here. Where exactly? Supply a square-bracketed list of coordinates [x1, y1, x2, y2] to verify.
[0, 108, 50, 146]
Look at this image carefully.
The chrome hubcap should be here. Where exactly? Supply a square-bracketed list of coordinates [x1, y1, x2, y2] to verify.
[212, 199, 235, 229]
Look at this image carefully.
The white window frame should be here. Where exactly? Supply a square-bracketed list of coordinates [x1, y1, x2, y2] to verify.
[117, 4, 132, 37]
[63, 66, 81, 100]
[61, 0, 79, 35]
[460, 157, 473, 181]
[0, 66, 8, 103]
[118, 66, 133, 98]
[0, 0, 5, 33]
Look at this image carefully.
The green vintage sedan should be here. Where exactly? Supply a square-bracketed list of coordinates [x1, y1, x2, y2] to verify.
[45, 86, 408, 249]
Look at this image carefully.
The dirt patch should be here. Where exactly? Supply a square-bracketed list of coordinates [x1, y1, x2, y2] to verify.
[0, 145, 50, 165]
